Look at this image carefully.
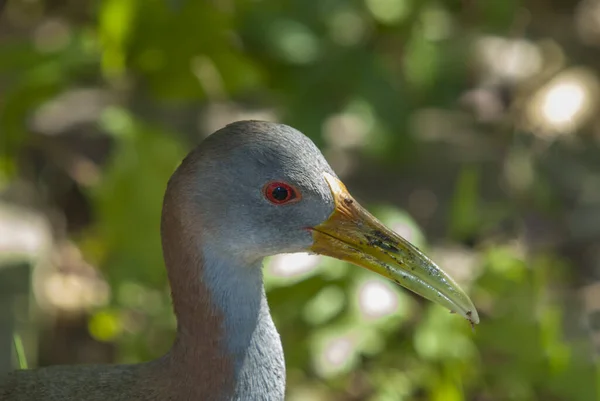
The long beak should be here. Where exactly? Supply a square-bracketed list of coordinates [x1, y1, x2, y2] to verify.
[310, 173, 479, 326]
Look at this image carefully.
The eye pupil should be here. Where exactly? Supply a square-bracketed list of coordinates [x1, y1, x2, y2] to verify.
[264, 181, 299, 205]
[271, 186, 289, 201]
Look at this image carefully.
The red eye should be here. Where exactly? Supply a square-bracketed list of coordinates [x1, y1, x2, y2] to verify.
[264, 182, 300, 205]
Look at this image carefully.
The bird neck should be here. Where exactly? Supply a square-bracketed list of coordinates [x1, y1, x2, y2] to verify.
[160, 175, 285, 400]
[196, 249, 286, 399]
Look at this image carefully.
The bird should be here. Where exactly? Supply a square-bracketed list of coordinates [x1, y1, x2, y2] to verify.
[0, 121, 478, 401]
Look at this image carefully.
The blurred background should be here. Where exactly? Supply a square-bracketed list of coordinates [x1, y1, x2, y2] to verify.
[1, 0, 600, 399]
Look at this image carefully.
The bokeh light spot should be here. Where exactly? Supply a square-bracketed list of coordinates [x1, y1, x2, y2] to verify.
[526, 68, 599, 135]
[542, 83, 585, 125]
[89, 310, 122, 342]
[475, 36, 542, 82]
[268, 252, 321, 278]
[303, 286, 345, 325]
[365, 0, 410, 25]
[269, 20, 320, 64]
[318, 334, 356, 375]
[358, 280, 399, 319]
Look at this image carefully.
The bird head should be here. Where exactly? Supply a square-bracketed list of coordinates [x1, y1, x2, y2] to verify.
[177, 120, 478, 325]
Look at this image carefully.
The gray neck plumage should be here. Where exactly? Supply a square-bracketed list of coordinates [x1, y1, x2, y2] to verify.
[186, 248, 286, 401]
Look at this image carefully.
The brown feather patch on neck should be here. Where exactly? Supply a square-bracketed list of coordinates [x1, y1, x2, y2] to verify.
[160, 154, 235, 399]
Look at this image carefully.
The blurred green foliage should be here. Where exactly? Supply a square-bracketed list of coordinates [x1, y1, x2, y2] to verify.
[1, 0, 599, 400]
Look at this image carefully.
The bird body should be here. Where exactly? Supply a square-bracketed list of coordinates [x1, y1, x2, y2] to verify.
[1, 121, 477, 400]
